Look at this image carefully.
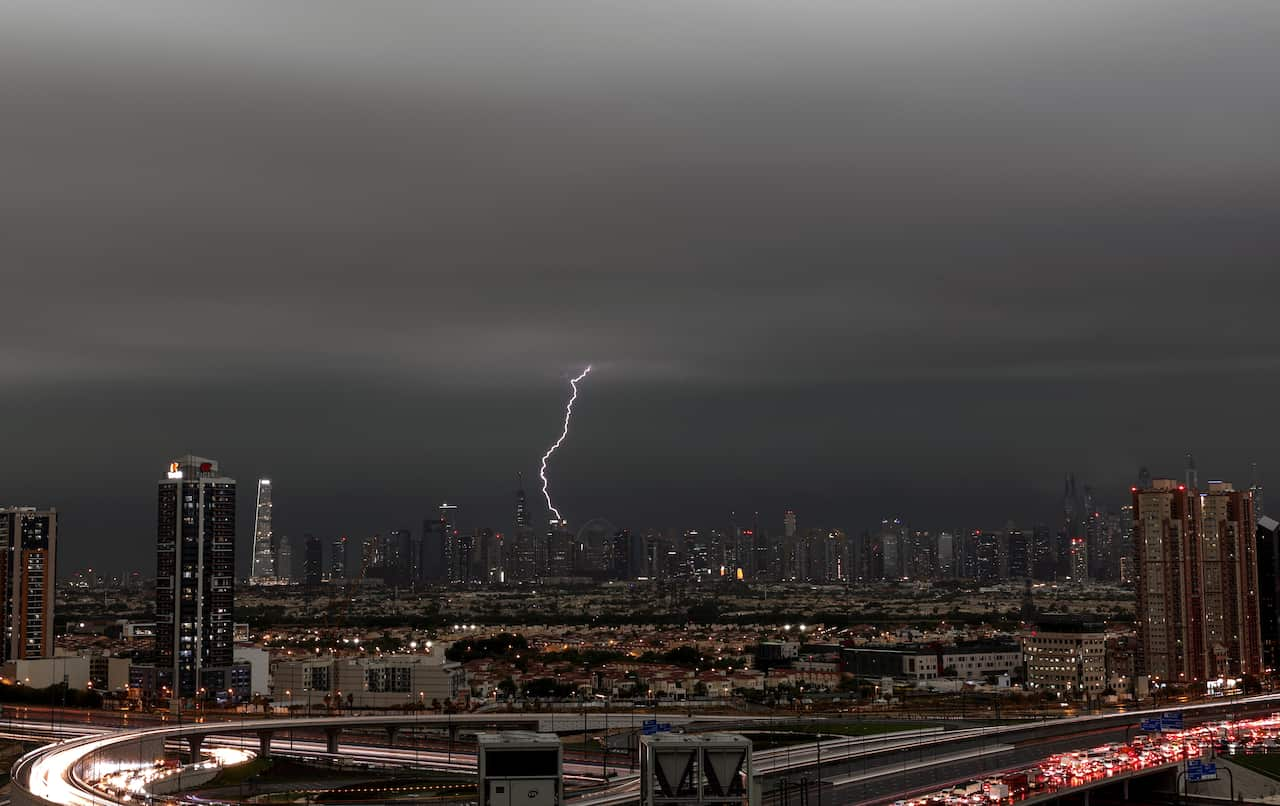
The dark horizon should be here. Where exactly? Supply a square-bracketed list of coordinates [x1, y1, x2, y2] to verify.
[4, 2, 1279, 576]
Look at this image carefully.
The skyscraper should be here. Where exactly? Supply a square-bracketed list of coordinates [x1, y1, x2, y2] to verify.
[303, 534, 323, 589]
[936, 531, 955, 579]
[276, 535, 293, 583]
[1005, 527, 1029, 580]
[1256, 516, 1280, 673]
[156, 455, 235, 699]
[783, 510, 797, 539]
[1198, 482, 1261, 677]
[1069, 537, 1088, 581]
[974, 531, 1000, 584]
[249, 478, 274, 582]
[1133, 477, 1263, 684]
[0, 507, 56, 661]
[330, 536, 347, 581]
[1133, 480, 1199, 683]
[420, 517, 447, 582]
[1252, 462, 1265, 520]
[515, 473, 529, 529]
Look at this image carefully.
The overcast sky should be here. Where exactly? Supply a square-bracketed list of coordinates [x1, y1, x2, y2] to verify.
[3, 2, 1279, 575]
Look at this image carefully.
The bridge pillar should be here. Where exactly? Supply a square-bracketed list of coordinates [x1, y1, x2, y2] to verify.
[385, 726, 400, 744]
[186, 733, 204, 760]
[257, 729, 275, 759]
[1082, 790, 1090, 806]
[326, 726, 342, 754]
[1123, 779, 1129, 800]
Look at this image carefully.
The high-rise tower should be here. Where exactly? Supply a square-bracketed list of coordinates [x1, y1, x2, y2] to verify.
[0, 507, 57, 661]
[156, 455, 236, 699]
[1133, 477, 1263, 683]
[1252, 462, 1265, 520]
[250, 478, 274, 582]
[515, 473, 529, 529]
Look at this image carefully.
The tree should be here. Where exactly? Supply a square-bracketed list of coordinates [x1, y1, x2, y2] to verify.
[497, 677, 518, 699]
[661, 646, 702, 668]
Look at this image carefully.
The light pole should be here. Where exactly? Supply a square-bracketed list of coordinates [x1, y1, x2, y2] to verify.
[595, 693, 609, 781]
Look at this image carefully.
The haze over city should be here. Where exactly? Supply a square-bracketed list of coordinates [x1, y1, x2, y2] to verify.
[3, 1, 1280, 574]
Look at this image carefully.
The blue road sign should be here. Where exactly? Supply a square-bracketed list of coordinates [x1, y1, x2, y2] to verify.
[1141, 718, 1161, 731]
[1161, 711, 1184, 730]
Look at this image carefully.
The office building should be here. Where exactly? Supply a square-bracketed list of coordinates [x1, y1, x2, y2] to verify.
[974, 531, 1000, 584]
[156, 455, 236, 699]
[385, 528, 414, 586]
[936, 532, 955, 578]
[1069, 538, 1088, 581]
[303, 534, 323, 588]
[273, 648, 466, 708]
[514, 473, 529, 529]
[276, 535, 293, 583]
[1022, 620, 1107, 695]
[0, 508, 57, 661]
[330, 536, 347, 581]
[249, 479, 274, 582]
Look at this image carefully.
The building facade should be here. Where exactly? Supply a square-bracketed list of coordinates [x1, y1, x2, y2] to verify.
[274, 650, 466, 708]
[1133, 478, 1263, 684]
[1022, 622, 1107, 695]
[156, 455, 236, 699]
[1259, 516, 1280, 674]
[0, 507, 56, 660]
[249, 478, 274, 582]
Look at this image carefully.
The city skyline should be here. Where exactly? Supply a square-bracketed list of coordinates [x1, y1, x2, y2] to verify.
[37, 457, 1273, 579]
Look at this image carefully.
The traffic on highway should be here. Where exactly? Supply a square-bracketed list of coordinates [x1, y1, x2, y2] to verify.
[891, 713, 1280, 806]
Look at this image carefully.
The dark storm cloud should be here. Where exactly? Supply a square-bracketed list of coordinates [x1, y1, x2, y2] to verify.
[2, 1, 1279, 571]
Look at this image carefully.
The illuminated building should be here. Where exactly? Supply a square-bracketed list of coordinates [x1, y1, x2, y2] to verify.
[1133, 478, 1263, 683]
[249, 478, 274, 582]
[1133, 479, 1200, 683]
[1022, 619, 1106, 694]
[1005, 527, 1029, 580]
[0, 507, 56, 660]
[155, 455, 236, 699]
[1198, 482, 1261, 677]
[1069, 537, 1088, 581]
[330, 536, 347, 581]
[974, 530, 1000, 584]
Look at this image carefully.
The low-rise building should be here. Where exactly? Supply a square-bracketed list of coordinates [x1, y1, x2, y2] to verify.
[274, 650, 466, 709]
[840, 647, 939, 680]
[940, 642, 1023, 680]
[1, 655, 92, 690]
[1022, 621, 1107, 695]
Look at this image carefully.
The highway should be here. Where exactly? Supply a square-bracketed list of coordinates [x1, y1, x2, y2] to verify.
[9, 693, 1280, 806]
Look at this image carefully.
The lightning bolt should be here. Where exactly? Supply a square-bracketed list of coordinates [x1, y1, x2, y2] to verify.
[540, 365, 592, 522]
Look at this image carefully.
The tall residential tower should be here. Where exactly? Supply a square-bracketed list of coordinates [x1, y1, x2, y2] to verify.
[0, 508, 56, 661]
[1133, 478, 1262, 684]
[156, 455, 236, 699]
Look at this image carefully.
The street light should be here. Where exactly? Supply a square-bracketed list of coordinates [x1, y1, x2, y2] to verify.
[594, 693, 610, 781]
